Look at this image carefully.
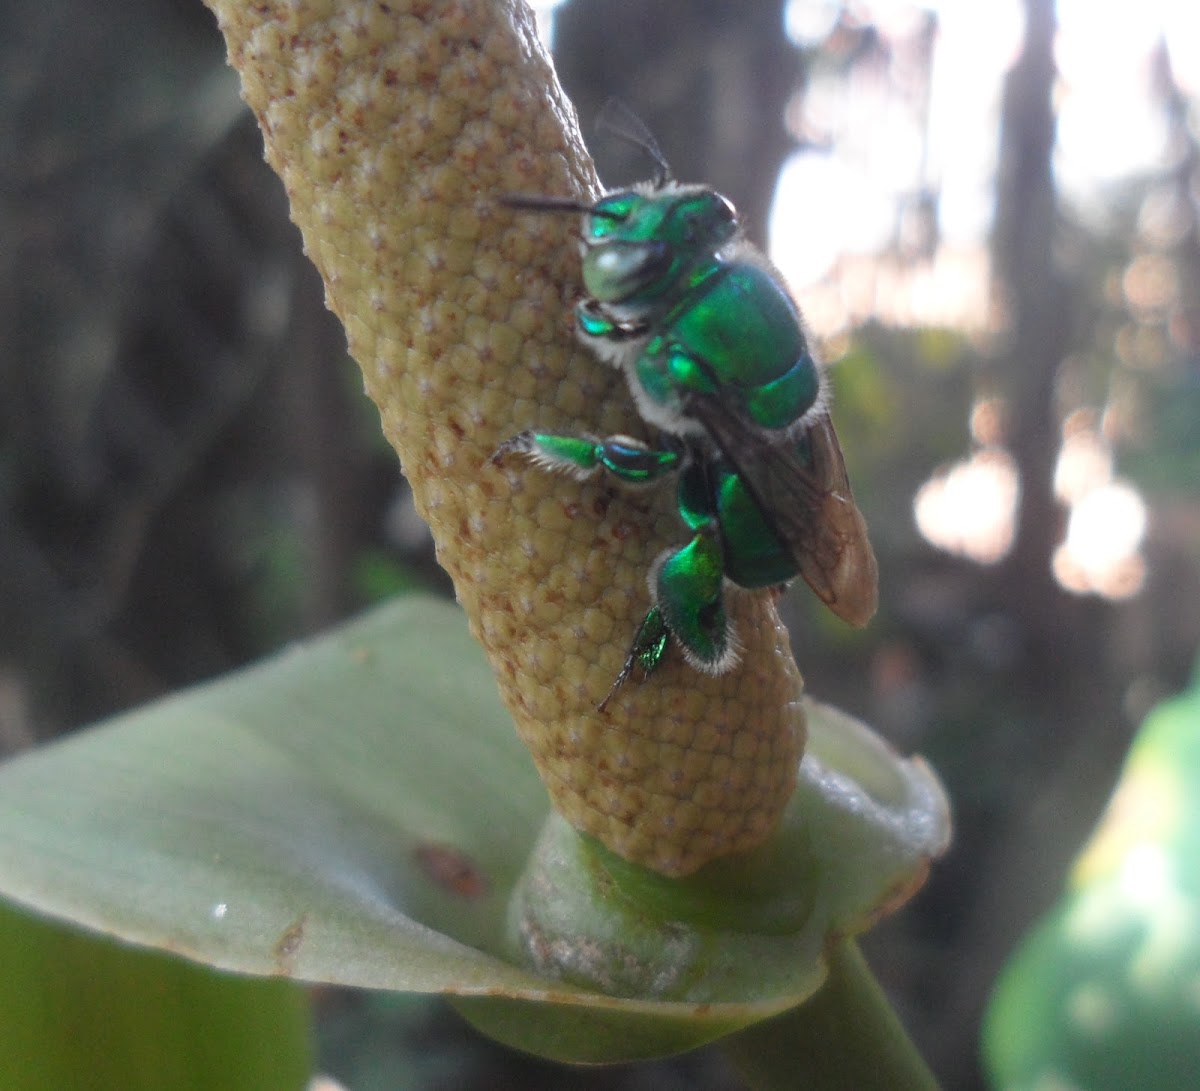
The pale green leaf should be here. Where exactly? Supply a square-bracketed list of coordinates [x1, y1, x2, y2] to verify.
[0, 596, 948, 1062]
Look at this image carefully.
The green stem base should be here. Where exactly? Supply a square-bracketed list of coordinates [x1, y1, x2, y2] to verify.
[722, 941, 939, 1091]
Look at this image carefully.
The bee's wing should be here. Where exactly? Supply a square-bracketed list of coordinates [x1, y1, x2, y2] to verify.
[684, 393, 878, 627]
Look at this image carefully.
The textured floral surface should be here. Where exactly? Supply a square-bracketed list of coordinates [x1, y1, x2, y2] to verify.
[204, 0, 805, 876]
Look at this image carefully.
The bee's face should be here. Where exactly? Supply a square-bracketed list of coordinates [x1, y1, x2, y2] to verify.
[580, 185, 738, 305]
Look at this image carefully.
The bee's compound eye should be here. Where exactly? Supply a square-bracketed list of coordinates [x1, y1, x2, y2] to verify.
[676, 191, 738, 245]
[587, 192, 637, 237]
[594, 192, 636, 218]
[713, 193, 736, 224]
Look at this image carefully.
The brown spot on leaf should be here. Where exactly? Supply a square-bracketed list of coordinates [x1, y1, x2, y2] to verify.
[273, 914, 308, 974]
[415, 842, 489, 899]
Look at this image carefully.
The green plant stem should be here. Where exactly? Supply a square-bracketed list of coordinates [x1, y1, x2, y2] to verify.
[721, 940, 939, 1091]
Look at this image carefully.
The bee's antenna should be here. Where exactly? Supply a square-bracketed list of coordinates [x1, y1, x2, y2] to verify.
[596, 98, 673, 187]
[499, 193, 624, 221]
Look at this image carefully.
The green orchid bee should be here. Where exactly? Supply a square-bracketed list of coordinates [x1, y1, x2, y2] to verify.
[496, 104, 878, 709]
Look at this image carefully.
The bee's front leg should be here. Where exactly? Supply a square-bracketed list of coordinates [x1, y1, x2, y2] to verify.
[492, 431, 680, 486]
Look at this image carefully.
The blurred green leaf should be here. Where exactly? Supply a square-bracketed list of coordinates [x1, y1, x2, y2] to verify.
[983, 665, 1200, 1090]
[0, 900, 310, 1091]
[351, 548, 428, 602]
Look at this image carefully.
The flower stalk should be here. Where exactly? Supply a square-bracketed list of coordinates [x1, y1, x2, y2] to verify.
[204, 0, 806, 877]
[723, 941, 941, 1091]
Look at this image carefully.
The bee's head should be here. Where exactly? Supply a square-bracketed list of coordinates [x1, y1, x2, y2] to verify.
[579, 185, 739, 305]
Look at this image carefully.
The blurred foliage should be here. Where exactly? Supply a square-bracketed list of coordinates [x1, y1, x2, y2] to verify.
[0, 0, 443, 738]
[1127, 381, 1200, 494]
[0, 901, 311, 1091]
[983, 664, 1200, 1089]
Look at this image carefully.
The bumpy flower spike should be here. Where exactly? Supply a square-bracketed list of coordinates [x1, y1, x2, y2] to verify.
[204, 0, 805, 877]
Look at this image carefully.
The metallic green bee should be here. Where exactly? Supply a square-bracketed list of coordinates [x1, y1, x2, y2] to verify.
[496, 106, 877, 709]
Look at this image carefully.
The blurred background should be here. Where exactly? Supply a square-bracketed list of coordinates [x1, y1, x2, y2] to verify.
[2, 0, 1198, 1086]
